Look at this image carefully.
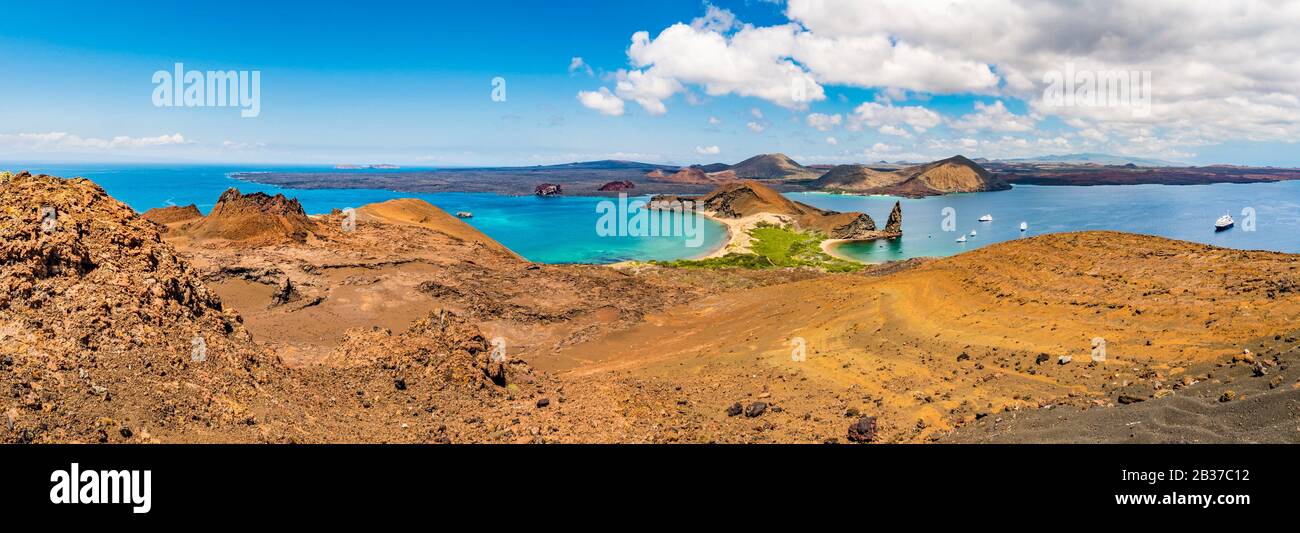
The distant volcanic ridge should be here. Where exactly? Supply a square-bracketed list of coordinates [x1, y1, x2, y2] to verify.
[726, 153, 821, 180]
[186, 188, 317, 243]
[645, 165, 742, 186]
[650, 167, 716, 185]
[812, 155, 1009, 197]
[693, 163, 731, 173]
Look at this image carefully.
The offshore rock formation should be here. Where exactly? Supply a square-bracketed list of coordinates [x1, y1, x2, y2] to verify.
[884, 201, 903, 235]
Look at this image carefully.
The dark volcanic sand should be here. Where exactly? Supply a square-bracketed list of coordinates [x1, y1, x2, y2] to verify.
[943, 329, 1300, 443]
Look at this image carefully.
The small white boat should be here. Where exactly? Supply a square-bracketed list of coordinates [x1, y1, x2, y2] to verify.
[978, 214, 993, 222]
[456, 211, 473, 218]
[956, 235, 967, 243]
[1019, 221, 1028, 231]
[969, 230, 977, 237]
[1214, 213, 1234, 231]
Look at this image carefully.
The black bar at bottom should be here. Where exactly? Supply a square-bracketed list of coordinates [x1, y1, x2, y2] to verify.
[1, 444, 1285, 521]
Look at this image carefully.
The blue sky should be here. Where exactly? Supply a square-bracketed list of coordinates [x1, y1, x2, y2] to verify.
[2, 0, 1298, 167]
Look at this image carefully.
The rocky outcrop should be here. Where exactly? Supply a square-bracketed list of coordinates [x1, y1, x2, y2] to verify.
[0, 172, 537, 443]
[0, 172, 277, 443]
[827, 213, 879, 239]
[269, 277, 301, 307]
[186, 188, 316, 243]
[534, 183, 562, 196]
[325, 311, 533, 388]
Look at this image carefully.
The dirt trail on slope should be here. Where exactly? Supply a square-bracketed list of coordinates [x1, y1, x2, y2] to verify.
[547, 232, 1300, 442]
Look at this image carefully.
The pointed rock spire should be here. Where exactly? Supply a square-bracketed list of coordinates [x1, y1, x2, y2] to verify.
[884, 201, 903, 234]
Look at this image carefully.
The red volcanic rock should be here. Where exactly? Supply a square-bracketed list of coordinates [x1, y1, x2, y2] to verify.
[187, 188, 317, 243]
[141, 204, 202, 226]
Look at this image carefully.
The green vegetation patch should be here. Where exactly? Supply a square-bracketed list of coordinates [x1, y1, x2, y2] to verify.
[656, 223, 863, 272]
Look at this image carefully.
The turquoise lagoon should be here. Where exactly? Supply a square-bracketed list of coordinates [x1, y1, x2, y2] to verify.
[8, 163, 1300, 264]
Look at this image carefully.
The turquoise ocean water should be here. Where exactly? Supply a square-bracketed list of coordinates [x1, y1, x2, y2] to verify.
[4, 163, 726, 264]
[7, 163, 1300, 264]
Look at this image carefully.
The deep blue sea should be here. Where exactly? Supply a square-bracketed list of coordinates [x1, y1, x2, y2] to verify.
[793, 182, 1300, 262]
[7, 163, 1300, 264]
[4, 163, 726, 264]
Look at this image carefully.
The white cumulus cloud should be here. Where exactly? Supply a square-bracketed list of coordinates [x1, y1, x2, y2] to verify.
[950, 100, 1038, 133]
[576, 87, 625, 116]
[0, 131, 188, 150]
[806, 112, 842, 131]
[568, 56, 594, 76]
[849, 101, 942, 133]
